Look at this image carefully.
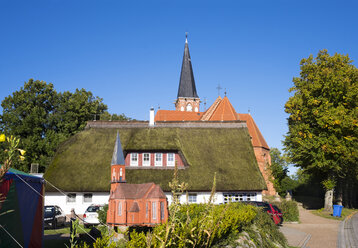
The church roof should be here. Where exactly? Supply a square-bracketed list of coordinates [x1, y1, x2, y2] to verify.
[177, 36, 198, 98]
[155, 110, 202, 122]
[154, 96, 270, 150]
[204, 96, 237, 121]
[110, 182, 166, 200]
[111, 131, 125, 165]
[44, 123, 266, 192]
[237, 114, 269, 149]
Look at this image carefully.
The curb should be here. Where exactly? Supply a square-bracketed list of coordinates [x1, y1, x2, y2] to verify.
[298, 234, 311, 248]
[337, 212, 358, 248]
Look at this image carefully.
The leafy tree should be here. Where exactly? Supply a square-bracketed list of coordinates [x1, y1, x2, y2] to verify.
[270, 148, 298, 196]
[100, 112, 133, 121]
[0, 79, 108, 171]
[284, 50, 358, 206]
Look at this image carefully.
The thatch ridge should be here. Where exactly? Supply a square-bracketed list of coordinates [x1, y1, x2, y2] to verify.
[44, 126, 267, 192]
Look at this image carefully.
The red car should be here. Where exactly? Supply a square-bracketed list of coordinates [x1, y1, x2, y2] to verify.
[246, 201, 283, 225]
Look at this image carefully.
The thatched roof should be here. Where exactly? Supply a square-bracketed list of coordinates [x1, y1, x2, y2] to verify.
[44, 123, 267, 192]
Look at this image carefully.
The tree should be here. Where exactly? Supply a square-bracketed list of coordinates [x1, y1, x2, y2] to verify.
[284, 50, 358, 207]
[99, 112, 133, 121]
[0, 79, 108, 171]
[270, 148, 298, 196]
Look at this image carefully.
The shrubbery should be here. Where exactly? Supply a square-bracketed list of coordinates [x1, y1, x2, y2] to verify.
[272, 200, 299, 222]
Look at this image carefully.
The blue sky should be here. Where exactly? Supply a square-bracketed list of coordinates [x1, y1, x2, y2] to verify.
[1, 0, 357, 173]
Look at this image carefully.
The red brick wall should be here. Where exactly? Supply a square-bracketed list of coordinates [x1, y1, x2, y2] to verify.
[253, 147, 276, 196]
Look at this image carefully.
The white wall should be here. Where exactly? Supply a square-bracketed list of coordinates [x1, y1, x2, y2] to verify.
[45, 192, 109, 215]
[45, 191, 262, 214]
[164, 191, 262, 205]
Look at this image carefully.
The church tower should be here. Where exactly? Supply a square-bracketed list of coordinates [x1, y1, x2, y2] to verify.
[175, 34, 200, 112]
[110, 131, 126, 192]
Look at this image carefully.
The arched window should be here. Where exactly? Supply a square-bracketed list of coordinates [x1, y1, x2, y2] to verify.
[180, 106, 184, 111]
[186, 103, 192, 111]
[194, 107, 198, 112]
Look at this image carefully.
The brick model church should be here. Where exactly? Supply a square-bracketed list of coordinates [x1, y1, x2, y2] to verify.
[107, 132, 168, 227]
[155, 35, 276, 196]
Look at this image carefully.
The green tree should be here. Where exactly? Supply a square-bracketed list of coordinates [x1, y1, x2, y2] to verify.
[100, 112, 133, 121]
[270, 148, 298, 196]
[0, 79, 108, 171]
[284, 50, 358, 207]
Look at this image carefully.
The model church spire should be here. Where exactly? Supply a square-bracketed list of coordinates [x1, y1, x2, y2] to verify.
[111, 132, 126, 190]
[175, 33, 200, 112]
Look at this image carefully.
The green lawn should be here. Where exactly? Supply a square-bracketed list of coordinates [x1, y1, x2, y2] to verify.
[312, 207, 357, 221]
[44, 224, 91, 235]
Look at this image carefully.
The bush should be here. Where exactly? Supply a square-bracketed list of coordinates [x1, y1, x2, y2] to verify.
[244, 209, 287, 248]
[275, 200, 299, 222]
[97, 204, 108, 224]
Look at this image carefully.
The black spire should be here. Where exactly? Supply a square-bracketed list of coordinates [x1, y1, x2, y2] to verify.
[111, 131, 125, 165]
[177, 34, 199, 98]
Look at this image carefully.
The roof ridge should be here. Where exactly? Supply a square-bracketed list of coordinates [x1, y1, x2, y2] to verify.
[201, 96, 222, 121]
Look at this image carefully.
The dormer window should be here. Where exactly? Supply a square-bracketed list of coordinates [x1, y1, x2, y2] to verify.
[143, 153, 150, 166]
[155, 153, 162, 166]
[130, 153, 138, 166]
[167, 153, 175, 166]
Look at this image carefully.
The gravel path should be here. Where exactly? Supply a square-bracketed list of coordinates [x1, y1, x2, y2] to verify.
[281, 205, 340, 248]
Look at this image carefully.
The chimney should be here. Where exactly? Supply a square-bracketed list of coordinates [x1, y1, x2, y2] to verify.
[149, 107, 155, 126]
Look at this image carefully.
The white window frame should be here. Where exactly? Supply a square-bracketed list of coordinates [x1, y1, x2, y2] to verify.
[66, 193, 76, 203]
[152, 202, 157, 220]
[118, 201, 122, 216]
[188, 194, 197, 203]
[167, 153, 175, 167]
[142, 153, 150, 166]
[130, 153, 138, 166]
[83, 193, 92, 203]
[155, 153, 162, 166]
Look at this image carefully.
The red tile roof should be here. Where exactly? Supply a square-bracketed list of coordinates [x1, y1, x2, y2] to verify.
[155, 110, 202, 121]
[205, 96, 237, 121]
[238, 114, 269, 149]
[110, 183, 167, 200]
[154, 96, 269, 150]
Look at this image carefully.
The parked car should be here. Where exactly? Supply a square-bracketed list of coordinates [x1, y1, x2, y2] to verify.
[44, 205, 66, 229]
[246, 201, 283, 225]
[83, 204, 104, 228]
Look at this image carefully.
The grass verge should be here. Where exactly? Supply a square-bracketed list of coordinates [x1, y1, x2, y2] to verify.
[312, 208, 358, 221]
[44, 224, 91, 235]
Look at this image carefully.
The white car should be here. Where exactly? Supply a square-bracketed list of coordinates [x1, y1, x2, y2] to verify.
[83, 205, 103, 228]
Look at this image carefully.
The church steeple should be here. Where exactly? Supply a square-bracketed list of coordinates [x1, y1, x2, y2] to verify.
[111, 132, 126, 190]
[175, 34, 200, 112]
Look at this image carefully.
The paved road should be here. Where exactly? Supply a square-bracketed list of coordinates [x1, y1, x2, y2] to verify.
[338, 212, 358, 248]
[281, 205, 340, 248]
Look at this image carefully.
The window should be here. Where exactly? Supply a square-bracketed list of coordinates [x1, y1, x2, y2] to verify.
[83, 193, 92, 203]
[186, 103, 192, 111]
[180, 106, 184, 111]
[160, 202, 165, 220]
[155, 153, 162, 166]
[152, 202, 157, 220]
[167, 153, 175, 166]
[130, 153, 138, 166]
[67, 193, 76, 203]
[188, 194, 197, 203]
[223, 193, 256, 203]
[194, 107, 199, 112]
[146, 202, 149, 219]
[143, 153, 150, 166]
[118, 202, 122, 216]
